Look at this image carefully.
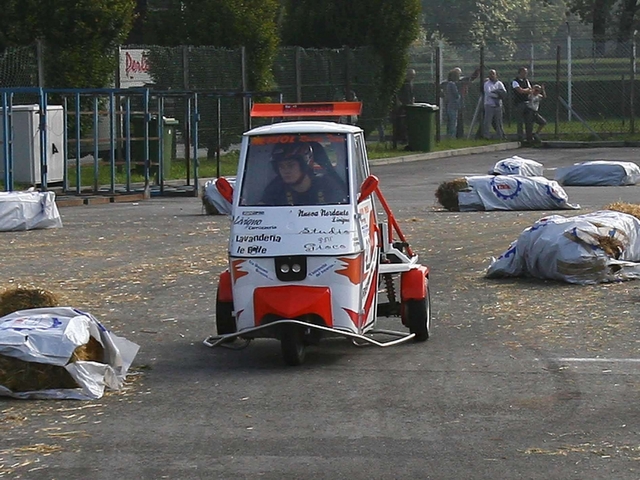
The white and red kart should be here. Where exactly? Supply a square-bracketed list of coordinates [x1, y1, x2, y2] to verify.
[204, 102, 431, 365]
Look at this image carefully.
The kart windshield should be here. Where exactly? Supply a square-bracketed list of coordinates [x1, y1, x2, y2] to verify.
[239, 133, 350, 207]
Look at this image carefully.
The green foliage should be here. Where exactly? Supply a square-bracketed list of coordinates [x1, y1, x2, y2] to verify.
[280, 0, 421, 133]
[422, 0, 568, 54]
[0, 0, 135, 88]
[145, 0, 280, 91]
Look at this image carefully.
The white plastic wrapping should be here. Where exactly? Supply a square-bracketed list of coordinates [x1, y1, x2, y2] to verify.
[0, 191, 62, 231]
[458, 175, 579, 211]
[486, 210, 640, 284]
[0, 307, 139, 400]
[203, 176, 235, 215]
[489, 155, 544, 177]
[554, 160, 640, 186]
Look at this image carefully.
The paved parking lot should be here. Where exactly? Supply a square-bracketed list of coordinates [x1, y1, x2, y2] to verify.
[1, 145, 639, 479]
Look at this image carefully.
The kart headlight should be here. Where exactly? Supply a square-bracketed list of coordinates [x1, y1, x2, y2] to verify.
[274, 256, 307, 282]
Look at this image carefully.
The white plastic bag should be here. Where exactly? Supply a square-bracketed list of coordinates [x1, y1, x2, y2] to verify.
[554, 160, 640, 186]
[0, 307, 139, 400]
[486, 210, 640, 284]
[458, 175, 579, 211]
[0, 191, 62, 231]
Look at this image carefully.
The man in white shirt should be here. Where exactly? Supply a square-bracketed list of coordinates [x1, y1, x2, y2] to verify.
[483, 70, 507, 140]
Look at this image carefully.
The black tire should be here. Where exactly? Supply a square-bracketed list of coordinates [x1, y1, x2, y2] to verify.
[280, 325, 306, 366]
[405, 283, 431, 342]
[215, 291, 236, 336]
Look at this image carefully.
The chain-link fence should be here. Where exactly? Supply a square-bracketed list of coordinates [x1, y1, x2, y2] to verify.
[0, 44, 41, 89]
[409, 36, 638, 141]
[2, 36, 640, 145]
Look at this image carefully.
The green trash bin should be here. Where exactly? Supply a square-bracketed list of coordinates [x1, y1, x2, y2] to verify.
[130, 116, 179, 177]
[405, 103, 439, 152]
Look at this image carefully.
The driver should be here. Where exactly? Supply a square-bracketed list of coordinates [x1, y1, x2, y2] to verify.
[260, 143, 348, 206]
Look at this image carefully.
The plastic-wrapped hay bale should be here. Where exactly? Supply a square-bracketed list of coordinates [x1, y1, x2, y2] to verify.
[489, 155, 544, 176]
[435, 178, 469, 211]
[202, 177, 235, 215]
[486, 210, 640, 284]
[437, 175, 579, 212]
[0, 286, 60, 317]
[0, 307, 139, 400]
[554, 160, 640, 186]
[0, 191, 62, 231]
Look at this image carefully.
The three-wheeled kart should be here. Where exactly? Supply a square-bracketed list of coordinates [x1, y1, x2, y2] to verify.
[204, 102, 431, 365]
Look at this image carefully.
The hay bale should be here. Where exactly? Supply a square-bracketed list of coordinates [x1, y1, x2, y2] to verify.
[604, 202, 640, 220]
[435, 178, 469, 212]
[202, 194, 221, 215]
[0, 337, 104, 392]
[0, 287, 59, 317]
[0, 356, 73, 391]
[70, 336, 104, 363]
[594, 235, 625, 259]
[0, 355, 78, 392]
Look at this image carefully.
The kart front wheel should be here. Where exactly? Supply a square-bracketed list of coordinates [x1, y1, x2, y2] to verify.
[281, 325, 306, 366]
[405, 283, 431, 342]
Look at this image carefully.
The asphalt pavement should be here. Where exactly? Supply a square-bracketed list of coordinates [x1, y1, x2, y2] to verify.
[1, 144, 640, 479]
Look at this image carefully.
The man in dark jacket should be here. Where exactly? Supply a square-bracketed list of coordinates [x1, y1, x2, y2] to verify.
[512, 67, 533, 143]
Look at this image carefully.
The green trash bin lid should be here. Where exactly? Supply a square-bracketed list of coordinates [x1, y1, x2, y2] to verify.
[406, 102, 439, 111]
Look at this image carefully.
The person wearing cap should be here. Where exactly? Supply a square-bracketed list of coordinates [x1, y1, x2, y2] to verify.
[260, 143, 348, 206]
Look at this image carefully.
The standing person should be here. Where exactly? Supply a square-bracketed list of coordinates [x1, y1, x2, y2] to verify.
[443, 67, 480, 138]
[393, 68, 416, 144]
[443, 68, 461, 138]
[482, 69, 507, 140]
[512, 67, 533, 143]
[525, 84, 547, 142]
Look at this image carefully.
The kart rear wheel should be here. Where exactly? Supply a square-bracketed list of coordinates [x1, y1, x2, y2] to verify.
[215, 291, 236, 336]
[405, 283, 431, 342]
[281, 325, 306, 366]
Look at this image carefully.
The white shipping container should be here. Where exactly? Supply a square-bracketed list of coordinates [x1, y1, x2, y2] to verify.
[0, 105, 65, 185]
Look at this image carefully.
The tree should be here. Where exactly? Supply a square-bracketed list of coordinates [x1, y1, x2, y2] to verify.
[616, 0, 640, 45]
[280, 0, 421, 133]
[567, 0, 614, 54]
[422, 0, 518, 48]
[145, 0, 280, 91]
[0, 0, 135, 88]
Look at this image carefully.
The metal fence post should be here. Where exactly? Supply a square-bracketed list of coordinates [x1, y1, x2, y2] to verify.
[38, 88, 48, 190]
[241, 46, 248, 131]
[2, 92, 12, 191]
[435, 45, 441, 142]
[109, 91, 116, 193]
[555, 46, 560, 138]
[295, 47, 302, 102]
[36, 40, 45, 88]
[530, 38, 535, 79]
[192, 92, 199, 196]
[631, 32, 636, 134]
[93, 95, 99, 192]
[183, 46, 191, 185]
[345, 46, 352, 101]
[566, 21, 572, 121]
